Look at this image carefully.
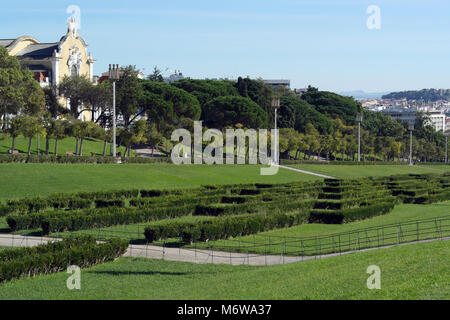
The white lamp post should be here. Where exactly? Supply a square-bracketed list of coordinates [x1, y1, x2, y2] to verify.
[108, 64, 120, 157]
[271, 97, 280, 164]
[356, 113, 363, 162]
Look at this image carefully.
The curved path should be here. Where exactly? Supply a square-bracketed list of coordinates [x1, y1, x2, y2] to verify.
[278, 164, 336, 179]
[0, 234, 448, 266]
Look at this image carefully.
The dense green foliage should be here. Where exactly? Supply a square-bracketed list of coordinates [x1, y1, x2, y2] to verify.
[172, 79, 239, 107]
[141, 80, 201, 125]
[279, 96, 333, 134]
[300, 86, 361, 125]
[203, 96, 268, 129]
[382, 88, 450, 102]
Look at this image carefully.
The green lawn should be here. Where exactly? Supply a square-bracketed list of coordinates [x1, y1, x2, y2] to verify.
[1, 163, 448, 201]
[0, 133, 129, 157]
[288, 164, 449, 179]
[0, 163, 319, 201]
[0, 239, 448, 299]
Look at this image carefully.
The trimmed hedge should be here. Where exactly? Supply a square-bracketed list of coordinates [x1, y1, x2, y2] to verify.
[309, 201, 396, 224]
[95, 199, 125, 208]
[0, 154, 172, 164]
[144, 211, 310, 243]
[0, 236, 128, 283]
[37, 204, 198, 234]
[69, 198, 93, 210]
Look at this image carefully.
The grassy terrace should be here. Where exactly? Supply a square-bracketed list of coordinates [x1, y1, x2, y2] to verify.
[0, 163, 317, 200]
[0, 163, 448, 201]
[0, 239, 448, 299]
[287, 163, 449, 179]
[0, 133, 130, 157]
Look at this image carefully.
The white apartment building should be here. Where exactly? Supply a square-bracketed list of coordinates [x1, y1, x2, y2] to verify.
[381, 107, 446, 132]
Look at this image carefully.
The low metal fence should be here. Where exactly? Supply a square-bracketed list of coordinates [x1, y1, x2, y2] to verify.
[2, 215, 448, 266]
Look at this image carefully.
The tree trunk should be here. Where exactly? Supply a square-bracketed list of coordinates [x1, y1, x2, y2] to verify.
[152, 146, 154, 157]
[55, 139, 59, 155]
[75, 139, 79, 155]
[79, 137, 84, 156]
[124, 147, 128, 157]
[11, 136, 16, 152]
[103, 140, 107, 156]
[45, 137, 50, 155]
[128, 145, 131, 157]
[27, 137, 32, 156]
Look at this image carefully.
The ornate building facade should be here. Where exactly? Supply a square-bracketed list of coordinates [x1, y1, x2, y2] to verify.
[0, 17, 96, 120]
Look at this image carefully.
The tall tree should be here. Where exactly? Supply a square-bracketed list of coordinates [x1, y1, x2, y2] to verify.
[58, 74, 92, 119]
[6, 116, 23, 152]
[20, 116, 44, 155]
[116, 65, 143, 128]
[0, 47, 45, 128]
[203, 96, 268, 129]
[147, 66, 164, 82]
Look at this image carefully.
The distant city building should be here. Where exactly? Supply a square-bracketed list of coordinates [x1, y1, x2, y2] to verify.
[294, 88, 308, 95]
[98, 68, 144, 83]
[164, 70, 184, 83]
[382, 107, 446, 132]
[263, 79, 290, 89]
[428, 110, 446, 132]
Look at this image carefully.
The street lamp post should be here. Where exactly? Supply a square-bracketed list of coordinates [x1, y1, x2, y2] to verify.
[109, 64, 120, 157]
[356, 113, 363, 162]
[271, 97, 280, 164]
[408, 123, 414, 166]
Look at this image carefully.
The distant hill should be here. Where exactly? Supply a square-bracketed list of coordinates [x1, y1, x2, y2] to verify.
[382, 89, 450, 102]
[338, 90, 389, 100]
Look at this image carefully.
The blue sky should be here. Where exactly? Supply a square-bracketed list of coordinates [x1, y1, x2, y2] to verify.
[1, 0, 449, 92]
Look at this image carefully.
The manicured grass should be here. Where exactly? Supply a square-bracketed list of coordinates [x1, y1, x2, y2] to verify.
[288, 164, 449, 179]
[0, 133, 129, 156]
[1, 163, 448, 201]
[0, 239, 448, 299]
[0, 163, 319, 201]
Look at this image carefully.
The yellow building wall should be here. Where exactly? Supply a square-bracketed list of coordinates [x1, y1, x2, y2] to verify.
[7, 32, 94, 122]
[57, 36, 91, 84]
[7, 37, 39, 56]
[57, 34, 93, 121]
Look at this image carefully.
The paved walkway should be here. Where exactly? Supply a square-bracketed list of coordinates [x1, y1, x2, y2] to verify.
[134, 148, 164, 158]
[1, 234, 448, 266]
[278, 164, 336, 179]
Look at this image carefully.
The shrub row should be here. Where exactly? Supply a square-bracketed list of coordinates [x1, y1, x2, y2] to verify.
[94, 199, 125, 208]
[309, 201, 396, 224]
[0, 154, 173, 164]
[194, 198, 315, 217]
[6, 203, 195, 232]
[144, 211, 310, 243]
[0, 236, 128, 283]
